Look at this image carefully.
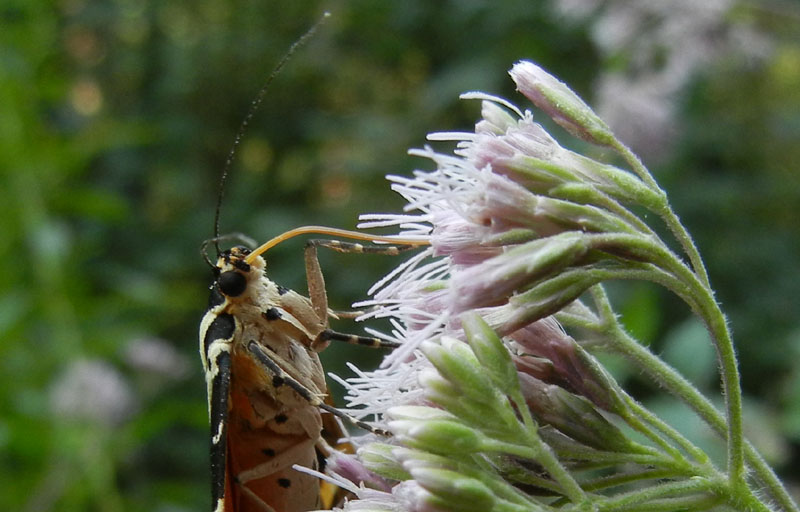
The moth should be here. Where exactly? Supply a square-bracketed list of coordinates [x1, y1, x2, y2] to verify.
[197, 17, 427, 509]
[199, 228, 421, 512]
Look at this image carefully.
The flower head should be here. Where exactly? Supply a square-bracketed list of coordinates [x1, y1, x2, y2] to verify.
[325, 60, 744, 512]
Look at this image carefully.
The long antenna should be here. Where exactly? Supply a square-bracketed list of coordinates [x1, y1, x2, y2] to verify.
[213, 12, 331, 256]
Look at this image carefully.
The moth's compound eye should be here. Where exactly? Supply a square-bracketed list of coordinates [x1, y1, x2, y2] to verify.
[218, 271, 247, 297]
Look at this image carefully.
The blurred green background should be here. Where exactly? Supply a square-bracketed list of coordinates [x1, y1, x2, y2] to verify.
[1, 1, 798, 510]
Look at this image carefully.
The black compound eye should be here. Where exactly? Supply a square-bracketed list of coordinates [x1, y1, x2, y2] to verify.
[218, 271, 247, 297]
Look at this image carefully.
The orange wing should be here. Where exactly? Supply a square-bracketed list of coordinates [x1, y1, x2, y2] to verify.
[223, 350, 324, 512]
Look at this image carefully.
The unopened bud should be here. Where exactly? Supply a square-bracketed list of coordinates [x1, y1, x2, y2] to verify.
[500, 271, 601, 331]
[328, 450, 393, 491]
[518, 373, 631, 452]
[357, 442, 410, 482]
[395, 418, 486, 455]
[477, 99, 518, 134]
[420, 338, 494, 403]
[481, 172, 633, 237]
[409, 468, 496, 512]
[450, 232, 589, 314]
[512, 319, 627, 414]
[461, 312, 519, 395]
[417, 367, 460, 399]
[510, 60, 615, 147]
[393, 447, 458, 472]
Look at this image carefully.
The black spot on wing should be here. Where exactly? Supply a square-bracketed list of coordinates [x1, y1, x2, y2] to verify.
[263, 307, 282, 321]
[203, 313, 235, 360]
[277, 478, 291, 488]
[275, 414, 288, 424]
[262, 448, 275, 457]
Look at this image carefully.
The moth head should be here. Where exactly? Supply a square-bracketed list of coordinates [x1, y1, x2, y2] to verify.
[214, 246, 262, 298]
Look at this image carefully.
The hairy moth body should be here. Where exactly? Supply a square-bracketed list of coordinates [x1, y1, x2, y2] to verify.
[201, 246, 333, 512]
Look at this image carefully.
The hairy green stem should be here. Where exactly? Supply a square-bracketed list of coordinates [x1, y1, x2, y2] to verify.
[610, 140, 710, 288]
[585, 236, 745, 487]
[472, 456, 555, 509]
[594, 478, 712, 511]
[630, 246, 745, 486]
[546, 445, 665, 468]
[580, 468, 688, 492]
[590, 288, 797, 511]
[601, 494, 721, 512]
[488, 435, 589, 506]
[622, 396, 710, 467]
[496, 500, 549, 512]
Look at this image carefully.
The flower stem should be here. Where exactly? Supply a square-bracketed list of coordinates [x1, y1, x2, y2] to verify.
[580, 468, 690, 493]
[621, 396, 710, 466]
[495, 500, 551, 512]
[589, 287, 797, 511]
[486, 436, 590, 506]
[610, 139, 710, 288]
[700, 299, 745, 486]
[471, 456, 555, 510]
[594, 477, 712, 511]
[608, 301, 740, 472]
[641, 250, 746, 487]
[585, 237, 745, 488]
[600, 494, 721, 512]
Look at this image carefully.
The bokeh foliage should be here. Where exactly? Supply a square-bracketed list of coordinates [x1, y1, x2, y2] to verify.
[1, 1, 798, 510]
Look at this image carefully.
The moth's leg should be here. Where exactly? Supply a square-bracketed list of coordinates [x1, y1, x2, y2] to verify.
[247, 341, 390, 436]
[316, 328, 400, 349]
[328, 309, 366, 320]
[303, 241, 329, 324]
[303, 238, 417, 335]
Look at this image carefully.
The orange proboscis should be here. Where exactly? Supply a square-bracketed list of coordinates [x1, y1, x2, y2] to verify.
[244, 225, 430, 265]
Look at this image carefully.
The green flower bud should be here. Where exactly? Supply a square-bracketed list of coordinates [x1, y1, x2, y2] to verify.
[409, 468, 496, 512]
[388, 405, 458, 422]
[510, 60, 615, 147]
[478, 98, 519, 134]
[418, 370, 496, 423]
[450, 232, 590, 314]
[499, 271, 601, 331]
[391, 417, 486, 455]
[393, 447, 459, 472]
[358, 442, 410, 481]
[519, 373, 631, 452]
[421, 338, 496, 404]
[461, 312, 519, 395]
[418, 367, 460, 398]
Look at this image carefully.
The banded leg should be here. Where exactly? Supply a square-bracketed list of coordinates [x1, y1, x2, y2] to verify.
[247, 341, 390, 436]
[317, 328, 400, 349]
[308, 239, 419, 256]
